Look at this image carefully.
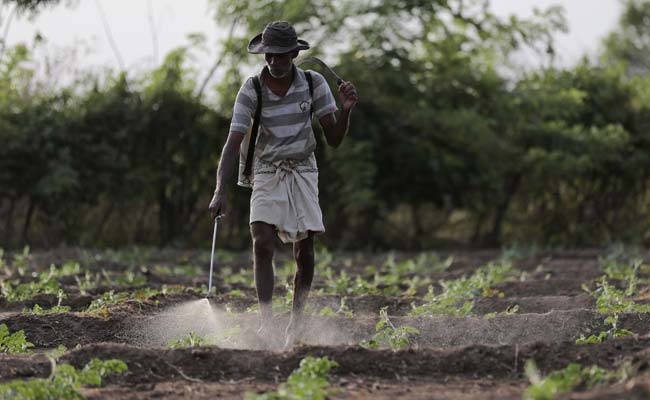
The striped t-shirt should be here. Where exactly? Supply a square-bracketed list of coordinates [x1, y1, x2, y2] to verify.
[229, 67, 338, 163]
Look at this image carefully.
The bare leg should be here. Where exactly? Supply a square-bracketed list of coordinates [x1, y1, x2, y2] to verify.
[285, 232, 314, 344]
[292, 233, 314, 315]
[250, 222, 276, 330]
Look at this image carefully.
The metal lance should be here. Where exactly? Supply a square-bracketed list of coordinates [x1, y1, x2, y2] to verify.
[295, 56, 344, 86]
[206, 216, 221, 298]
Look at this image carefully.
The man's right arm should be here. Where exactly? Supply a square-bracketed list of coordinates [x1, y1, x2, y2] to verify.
[209, 131, 245, 219]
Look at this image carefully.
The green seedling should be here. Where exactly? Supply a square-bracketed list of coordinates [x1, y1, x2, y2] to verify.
[0, 358, 127, 400]
[499, 244, 539, 262]
[23, 304, 72, 315]
[12, 246, 31, 272]
[409, 262, 516, 317]
[247, 356, 338, 400]
[576, 315, 634, 344]
[315, 247, 334, 270]
[1, 273, 62, 302]
[318, 297, 354, 318]
[322, 268, 381, 296]
[523, 360, 632, 400]
[222, 266, 253, 285]
[47, 344, 68, 360]
[0, 324, 34, 353]
[168, 331, 208, 349]
[85, 290, 130, 318]
[361, 307, 420, 350]
[168, 327, 241, 349]
[591, 277, 650, 314]
[227, 289, 246, 298]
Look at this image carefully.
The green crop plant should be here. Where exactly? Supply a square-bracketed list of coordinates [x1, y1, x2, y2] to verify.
[84, 291, 130, 318]
[523, 360, 633, 400]
[384, 252, 453, 278]
[1, 276, 62, 303]
[499, 244, 539, 263]
[0, 358, 128, 400]
[23, 304, 72, 315]
[168, 327, 241, 349]
[361, 307, 420, 350]
[0, 324, 34, 353]
[318, 297, 354, 318]
[222, 266, 253, 285]
[153, 264, 203, 276]
[587, 277, 650, 314]
[12, 246, 32, 273]
[576, 315, 634, 344]
[74, 271, 103, 295]
[315, 247, 334, 270]
[168, 331, 208, 348]
[321, 268, 381, 296]
[248, 356, 339, 400]
[409, 262, 517, 317]
[84, 286, 185, 318]
[227, 289, 246, 298]
[47, 345, 68, 360]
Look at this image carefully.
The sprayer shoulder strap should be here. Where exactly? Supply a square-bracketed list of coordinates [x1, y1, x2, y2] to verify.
[243, 75, 263, 178]
[305, 71, 314, 117]
[244, 72, 313, 178]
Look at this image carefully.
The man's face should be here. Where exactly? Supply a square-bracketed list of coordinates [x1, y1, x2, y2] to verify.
[265, 51, 295, 79]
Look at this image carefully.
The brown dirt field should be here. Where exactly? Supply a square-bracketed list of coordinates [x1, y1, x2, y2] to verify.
[2, 248, 650, 399]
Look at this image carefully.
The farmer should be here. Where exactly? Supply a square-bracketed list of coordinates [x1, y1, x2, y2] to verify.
[208, 21, 358, 344]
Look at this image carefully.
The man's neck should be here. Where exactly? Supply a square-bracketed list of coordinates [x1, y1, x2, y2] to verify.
[264, 65, 295, 87]
[263, 65, 295, 97]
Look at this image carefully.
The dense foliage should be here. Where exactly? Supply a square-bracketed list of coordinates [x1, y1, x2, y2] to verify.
[1, 0, 650, 249]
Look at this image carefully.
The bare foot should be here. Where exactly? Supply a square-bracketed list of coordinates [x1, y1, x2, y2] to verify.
[283, 314, 305, 349]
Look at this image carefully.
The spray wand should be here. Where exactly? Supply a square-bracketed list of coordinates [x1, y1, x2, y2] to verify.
[206, 215, 222, 299]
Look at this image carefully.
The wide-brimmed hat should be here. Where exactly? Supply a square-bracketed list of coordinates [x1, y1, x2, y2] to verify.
[248, 21, 310, 54]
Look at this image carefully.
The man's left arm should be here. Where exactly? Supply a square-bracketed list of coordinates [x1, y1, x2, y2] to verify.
[320, 81, 358, 148]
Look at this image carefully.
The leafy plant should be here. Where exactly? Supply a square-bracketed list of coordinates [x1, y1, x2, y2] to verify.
[523, 360, 632, 400]
[588, 277, 650, 314]
[409, 262, 517, 317]
[0, 324, 34, 353]
[1, 273, 62, 302]
[168, 331, 208, 349]
[318, 297, 354, 318]
[361, 307, 420, 350]
[23, 304, 71, 315]
[12, 246, 32, 272]
[23, 289, 70, 315]
[576, 315, 634, 344]
[248, 356, 338, 400]
[47, 344, 68, 360]
[84, 291, 130, 318]
[167, 327, 241, 349]
[321, 268, 382, 296]
[222, 266, 253, 285]
[0, 358, 128, 400]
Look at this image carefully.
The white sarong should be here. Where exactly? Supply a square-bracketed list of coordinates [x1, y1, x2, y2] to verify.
[249, 155, 325, 243]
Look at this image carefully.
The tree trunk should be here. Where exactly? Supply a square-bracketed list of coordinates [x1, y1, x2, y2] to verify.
[22, 198, 36, 245]
[4, 197, 16, 246]
[93, 201, 115, 243]
[485, 174, 521, 247]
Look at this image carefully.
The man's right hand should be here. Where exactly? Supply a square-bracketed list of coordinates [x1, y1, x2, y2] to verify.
[208, 191, 226, 220]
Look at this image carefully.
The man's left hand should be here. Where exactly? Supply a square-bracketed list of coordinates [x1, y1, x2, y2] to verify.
[338, 81, 358, 111]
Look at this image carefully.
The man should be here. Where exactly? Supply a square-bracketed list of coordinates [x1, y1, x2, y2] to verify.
[208, 21, 358, 345]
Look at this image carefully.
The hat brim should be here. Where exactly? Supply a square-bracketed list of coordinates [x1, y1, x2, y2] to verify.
[247, 33, 310, 54]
